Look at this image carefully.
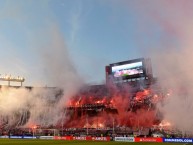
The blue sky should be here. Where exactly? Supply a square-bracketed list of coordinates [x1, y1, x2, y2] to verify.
[0, 0, 189, 86]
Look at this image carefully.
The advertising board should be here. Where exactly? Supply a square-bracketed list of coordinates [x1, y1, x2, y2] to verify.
[92, 137, 110, 141]
[115, 137, 134, 142]
[54, 136, 73, 140]
[0, 136, 9, 138]
[9, 136, 23, 139]
[54, 136, 110, 141]
[163, 138, 193, 143]
[39, 136, 54, 140]
[23, 136, 36, 139]
[135, 137, 163, 142]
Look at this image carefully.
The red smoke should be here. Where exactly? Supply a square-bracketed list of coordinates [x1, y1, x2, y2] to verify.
[61, 86, 162, 129]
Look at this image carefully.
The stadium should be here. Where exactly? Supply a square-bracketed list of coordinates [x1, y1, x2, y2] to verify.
[0, 58, 191, 145]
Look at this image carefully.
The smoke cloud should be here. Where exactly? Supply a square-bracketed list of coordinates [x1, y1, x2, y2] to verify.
[0, 1, 84, 128]
[2, 0, 193, 133]
[121, 0, 193, 133]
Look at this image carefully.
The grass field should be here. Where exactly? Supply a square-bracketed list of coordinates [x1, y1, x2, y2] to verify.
[0, 139, 184, 145]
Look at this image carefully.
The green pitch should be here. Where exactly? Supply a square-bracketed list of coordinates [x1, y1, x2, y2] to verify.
[0, 139, 184, 145]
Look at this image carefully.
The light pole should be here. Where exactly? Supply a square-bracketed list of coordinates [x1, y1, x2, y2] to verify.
[54, 129, 56, 137]
[61, 114, 64, 136]
[32, 126, 36, 138]
[113, 118, 115, 135]
[86, 115, 88, 135]
[61, 109, 67, 136]
[32, 128, 34, 138]
[0, 75, 25, 86]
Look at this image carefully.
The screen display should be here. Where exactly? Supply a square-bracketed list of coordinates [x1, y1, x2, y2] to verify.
[111, 61, 143, 78]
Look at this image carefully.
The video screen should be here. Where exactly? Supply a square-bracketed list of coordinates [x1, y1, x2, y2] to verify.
[111, 61, 144, 78]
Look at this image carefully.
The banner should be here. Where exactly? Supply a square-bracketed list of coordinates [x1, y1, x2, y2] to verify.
[9, 136, 23, 139]
[73, 136, 110, 141]
[73, 136, 87, 141]
[54, 136, 73, 140]
[91, 137, 110, 141]
[23, 136, 36, 139]
[163, 138, 193, 143]
[0, 136, 9, 138]
[39, 136, 54, 140]
[135, 137, 163, 142]
[115, 137, 134, 142]
[54, 136, 110, 141]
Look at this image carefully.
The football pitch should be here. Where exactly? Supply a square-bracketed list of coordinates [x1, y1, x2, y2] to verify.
[0, 139, 184, 145]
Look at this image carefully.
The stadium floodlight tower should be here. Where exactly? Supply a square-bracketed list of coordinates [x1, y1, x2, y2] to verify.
[0, 74, 25, 86]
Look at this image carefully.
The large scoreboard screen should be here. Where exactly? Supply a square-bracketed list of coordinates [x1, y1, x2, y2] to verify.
[110, 58, 146, 80]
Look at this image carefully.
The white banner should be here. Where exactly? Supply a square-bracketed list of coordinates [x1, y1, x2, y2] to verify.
[0, 136, 9, 138]
[39, 136, 54, 140]
[115, 137, 134, 142]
